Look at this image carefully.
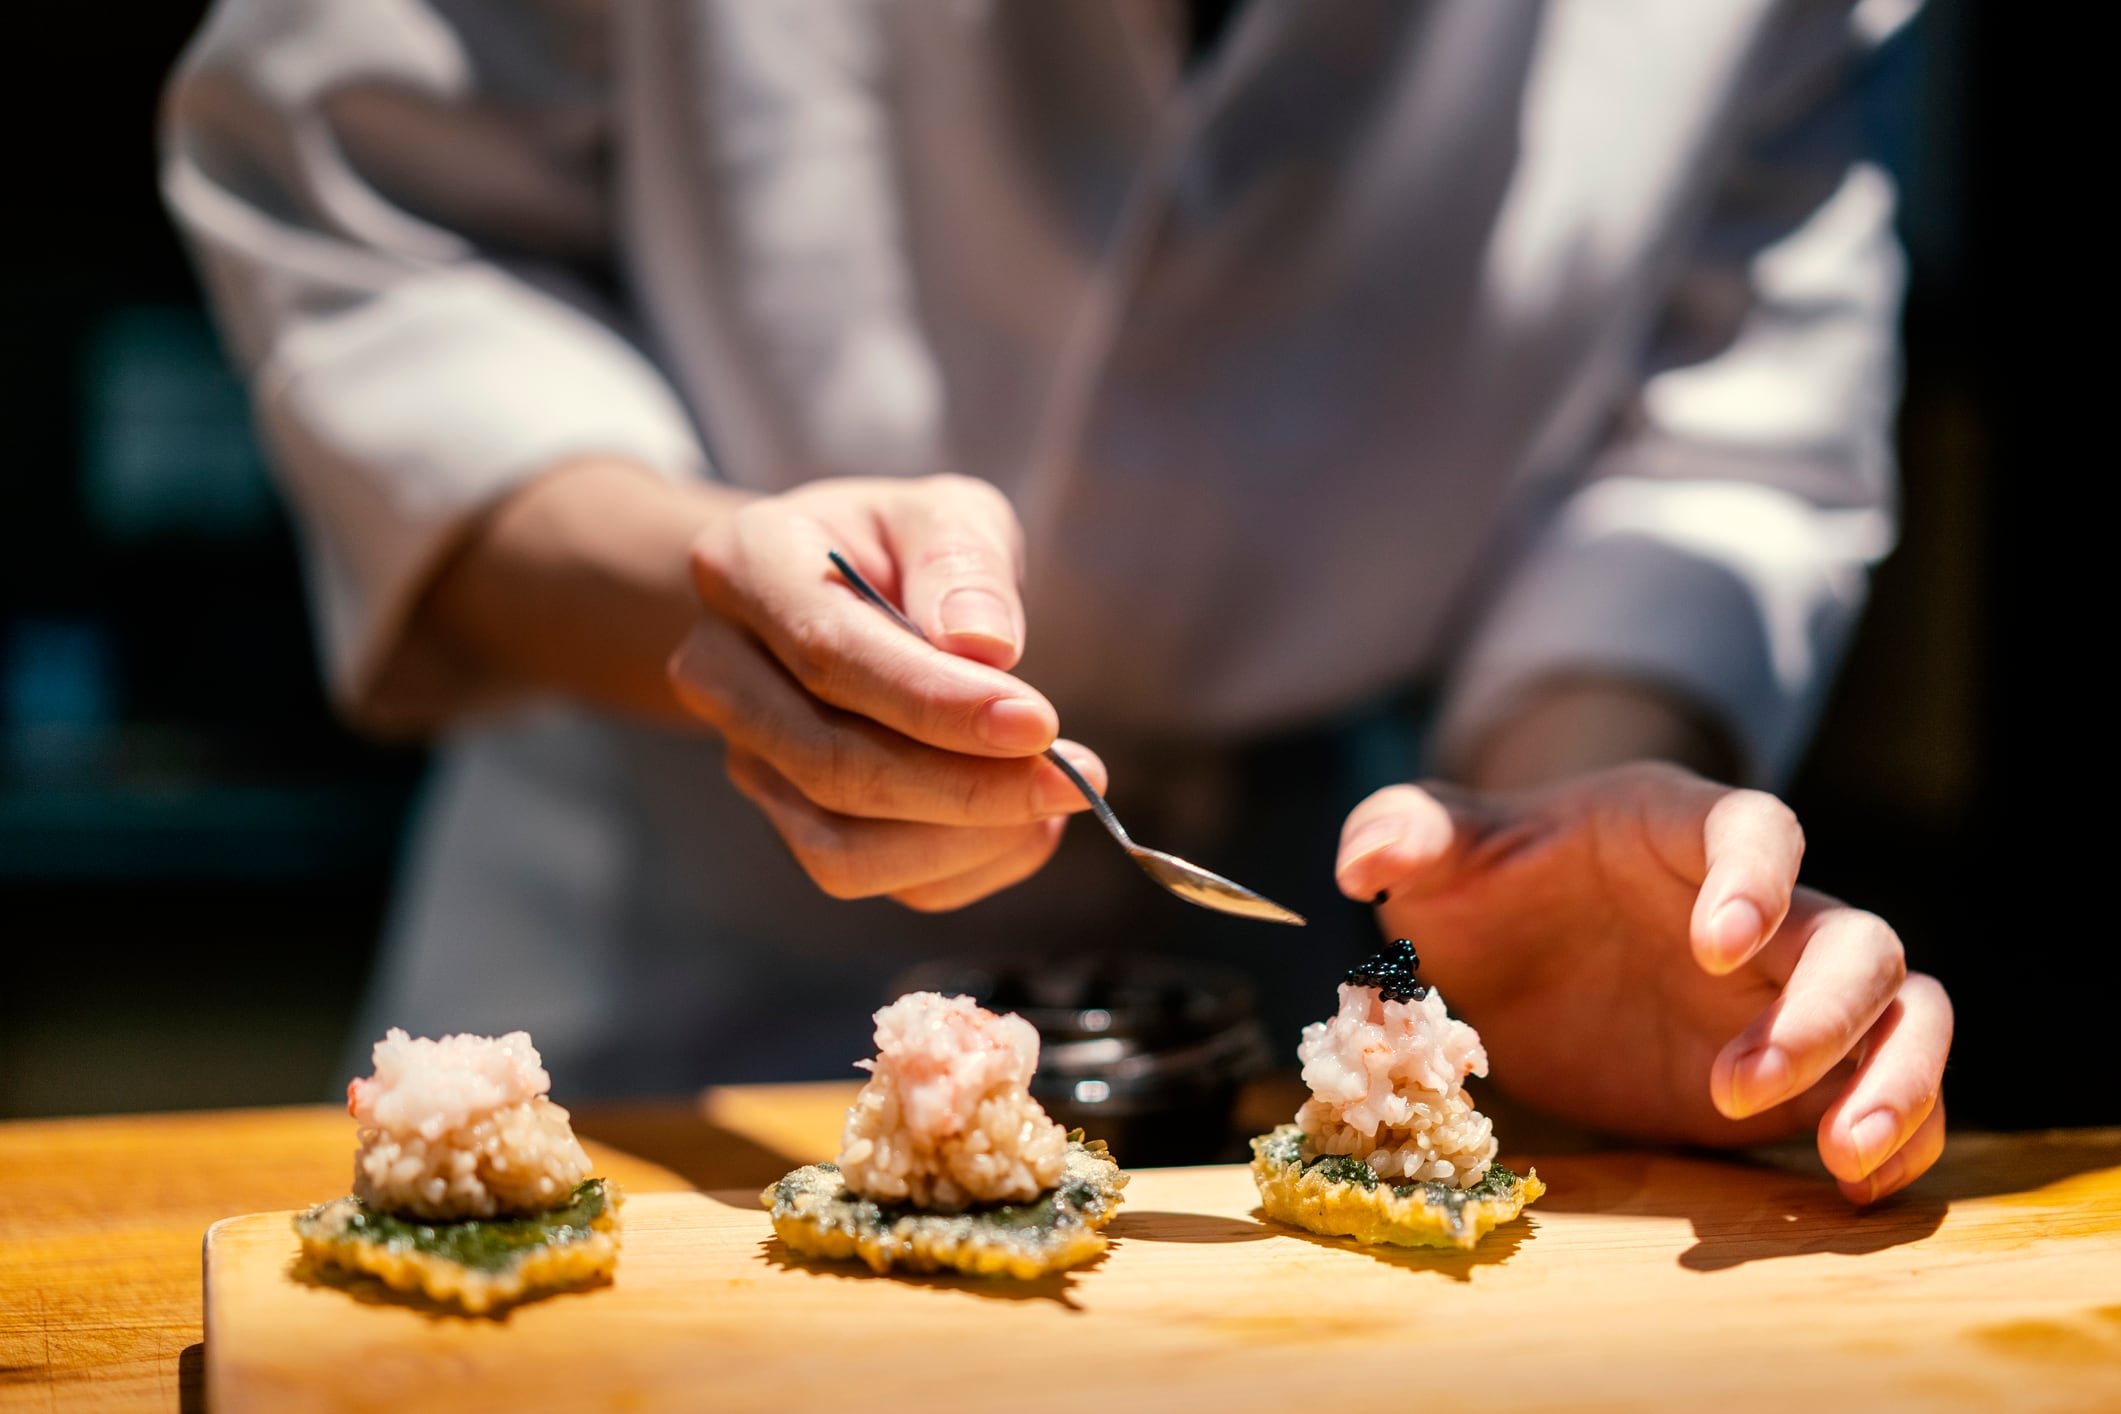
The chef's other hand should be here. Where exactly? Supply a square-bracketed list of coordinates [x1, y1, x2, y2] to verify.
[668, 474, 1104, 911]
[1335, 763, 1951, 1204]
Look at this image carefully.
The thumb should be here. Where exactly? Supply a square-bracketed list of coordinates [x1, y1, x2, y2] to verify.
[885, 475, 1029, 669]
[1335, 783, 1479, 902]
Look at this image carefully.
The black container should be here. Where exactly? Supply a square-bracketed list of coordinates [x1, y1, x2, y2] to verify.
[887, 954, 1270, 1166]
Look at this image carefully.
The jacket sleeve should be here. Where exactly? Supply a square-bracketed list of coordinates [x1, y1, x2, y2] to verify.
[161, 0, 709, 733]
[1433, 2, 1912, 785]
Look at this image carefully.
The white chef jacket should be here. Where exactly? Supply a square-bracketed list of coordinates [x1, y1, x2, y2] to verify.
[161, 0, 1911, 1090]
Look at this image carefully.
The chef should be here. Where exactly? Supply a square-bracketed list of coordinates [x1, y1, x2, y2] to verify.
[161, 0, 1949, 1203]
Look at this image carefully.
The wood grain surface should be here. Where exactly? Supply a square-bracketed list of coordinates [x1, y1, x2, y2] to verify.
[202, 1139, 2121, 1414]
[0, 1088, 847, 1413]
[6, 1090, 2120, 1413]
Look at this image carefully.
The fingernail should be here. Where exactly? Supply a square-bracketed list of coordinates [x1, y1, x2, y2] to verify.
[1401, 801, 1454, 861]
[939, 589, 1015, 650]
[1341, 822, 1405, 873]
[1731, 1044, 1790, 1116]
[980, 698, 1053, 752]
[1037, 745, 1100, 813]
[1709, 898, 1764, 961]
[1849, 1109, 1899, 1175]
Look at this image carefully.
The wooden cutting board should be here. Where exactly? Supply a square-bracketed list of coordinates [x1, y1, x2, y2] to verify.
[204, 1139, 2121, 1414]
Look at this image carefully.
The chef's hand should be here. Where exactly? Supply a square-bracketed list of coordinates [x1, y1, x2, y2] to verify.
[669, 474, 1105, 911]
[1335, 763, 1952, 1204]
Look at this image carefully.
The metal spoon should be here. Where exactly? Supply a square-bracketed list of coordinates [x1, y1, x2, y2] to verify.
[827, 551, 1306, 926]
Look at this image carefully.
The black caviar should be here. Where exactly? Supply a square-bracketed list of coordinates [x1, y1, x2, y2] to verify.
[1345, 939, 1427, 1003]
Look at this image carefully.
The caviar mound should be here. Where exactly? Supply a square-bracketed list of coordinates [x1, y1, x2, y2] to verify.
[764, 1136, 1126, 1279]
[1250, 940, 1544, 1248]
[1344, 938, 1429, 1004]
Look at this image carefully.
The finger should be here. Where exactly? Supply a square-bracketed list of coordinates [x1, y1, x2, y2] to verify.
[672, 615, 1107, 823]
[759, 726, 1105, 826]
[1333, 782, 1475, 902]
[890, 817, 1067, 912]
[1838, 1097, 1945, 1205]
[1685, 787, 1804, 975]
[1710, 901, 1905, 1119]
[726, 748, 1059, 899]
[668, 611, 784, 726]
[692, 504, 1056, 757]
[883, 475, 1029, 670]
[1814, 972, 1953, 1185]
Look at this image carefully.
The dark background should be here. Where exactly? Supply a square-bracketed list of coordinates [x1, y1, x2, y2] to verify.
[2, 4, 2096, 1126]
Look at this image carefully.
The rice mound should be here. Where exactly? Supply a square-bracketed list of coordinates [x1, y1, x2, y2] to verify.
[836, 992, 1068, 1212]
[1294, 982, 1497, 1186]
[347, 1028, 592, 1219]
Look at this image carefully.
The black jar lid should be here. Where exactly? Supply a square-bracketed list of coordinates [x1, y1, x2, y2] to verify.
[887, 953, 1257, 1051]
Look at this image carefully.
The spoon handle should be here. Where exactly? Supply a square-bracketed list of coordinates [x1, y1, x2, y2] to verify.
[825, 550, 1133, 847]
[826, 550, 926, 639]
[1035, 740, 1132, 848]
